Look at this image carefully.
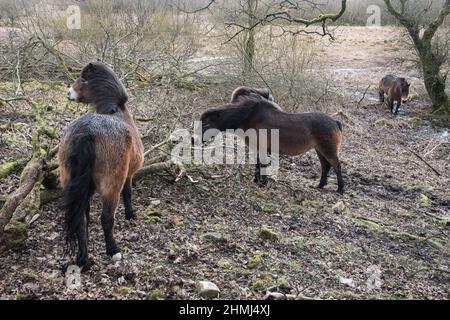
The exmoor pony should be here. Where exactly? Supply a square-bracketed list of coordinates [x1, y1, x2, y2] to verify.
[59, 62, 144, 269]
[198, 96, 344, 193]
[379, 75, 410, 115]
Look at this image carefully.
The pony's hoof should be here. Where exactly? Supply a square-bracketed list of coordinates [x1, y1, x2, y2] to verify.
[317, 184, 325, 189]
[258, 180, 268, 188]
[70, 258, 94, 272]
[82, 258, 95, 271]
[337, 188, 345, 195]
[106, 243, 121, 257]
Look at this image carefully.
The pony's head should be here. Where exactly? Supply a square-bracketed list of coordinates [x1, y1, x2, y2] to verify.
[68, 62, 128, 114]
[230, 86, 274, 103]
[399, 78, 411, 103]
[197, 98, 260, 142]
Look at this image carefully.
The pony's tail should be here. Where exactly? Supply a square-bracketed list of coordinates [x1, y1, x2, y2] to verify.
[336, 121, 343, 132]
[63, 133, 96, 253]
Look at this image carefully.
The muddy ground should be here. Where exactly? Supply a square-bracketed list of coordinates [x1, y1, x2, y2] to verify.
[0, 26, 449, 300]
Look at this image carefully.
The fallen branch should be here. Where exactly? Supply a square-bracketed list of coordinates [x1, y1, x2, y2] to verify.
[144, 139, 171, 158]
[134, 160, 175, 181]
[403, 146, 442, 177]
[358, 85, 371, 105]
[0, 158, 44, 253]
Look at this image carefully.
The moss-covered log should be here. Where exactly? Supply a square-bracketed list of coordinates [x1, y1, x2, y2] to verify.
[0, 159, 29, 180]
[0, 158, 44, 253]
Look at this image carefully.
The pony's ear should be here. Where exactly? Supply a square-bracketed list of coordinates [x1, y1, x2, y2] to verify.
[209, 110, 220, 119]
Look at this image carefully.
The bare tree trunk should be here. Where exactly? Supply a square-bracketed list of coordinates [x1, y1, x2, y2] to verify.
[243, 0, 258, 76]
[420, 49, 449, 112]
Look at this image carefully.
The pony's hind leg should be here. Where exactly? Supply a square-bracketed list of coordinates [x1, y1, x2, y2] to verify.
[316, 144, 344, 194]
[316, 150, 331, 189]
[388, 99, 395, 114]
[101, 193, 121, 257]
[394, 101, 401, 115]
[334, 162, 345, 194]
[122, 178, 136, 220]
[253, 156, 268, 187]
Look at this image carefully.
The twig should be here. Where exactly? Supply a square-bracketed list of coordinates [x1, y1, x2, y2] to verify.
[403, 146, 442, 177]
[15, 51, 23, 96]
[144, 140, 171, 158]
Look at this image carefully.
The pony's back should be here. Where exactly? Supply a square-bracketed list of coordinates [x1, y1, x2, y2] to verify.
[59, 113, 132, 190]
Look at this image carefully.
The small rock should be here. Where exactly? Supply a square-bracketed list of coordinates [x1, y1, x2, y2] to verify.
[332, 201, 346, 214]
[117, 276, 126, 285]
[339, 277, 355, 288]
[197, 281, 220, 299]
[151, 200, 161, 206]
[112, 252, 122, 262]
[264, 292, 297, 300]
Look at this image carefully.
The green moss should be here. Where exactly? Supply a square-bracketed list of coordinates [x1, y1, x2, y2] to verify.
[257, 227, 279, 241]
[143, 207, 162, 217]
[420, 194, 430, 207]
[248, 254, 262, 269]
[149, 288, 164, 300]
[261, 203, 277, 213]
[117, 287, 132, 295]
[251, 279, 266, 291]
[218, 259, 233, 270]
[0, 161, 21, 179]
[145, 216, 162, 225]
[277, 278, 290, 287]
[353, 218, 448, 253]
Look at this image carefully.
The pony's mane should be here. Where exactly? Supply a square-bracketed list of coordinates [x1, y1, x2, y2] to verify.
[213, 96, 279, 130]
[82, 62, 128, 114]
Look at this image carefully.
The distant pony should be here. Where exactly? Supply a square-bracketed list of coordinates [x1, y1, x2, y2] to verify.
[198, 96, 344, 193]
[59, 62, 144, 269]
[379, 75, 410, 115]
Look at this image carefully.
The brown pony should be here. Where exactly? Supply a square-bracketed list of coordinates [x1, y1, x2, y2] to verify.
[199, 96, 344, 193]
[379, 75, 410, 115]
[59, 61, 144, 269]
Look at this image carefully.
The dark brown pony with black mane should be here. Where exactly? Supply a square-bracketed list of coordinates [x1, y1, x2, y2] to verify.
[59, 61, 144, 269]
[199, 95, 344, 193]
[379, 75, 410, 115]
